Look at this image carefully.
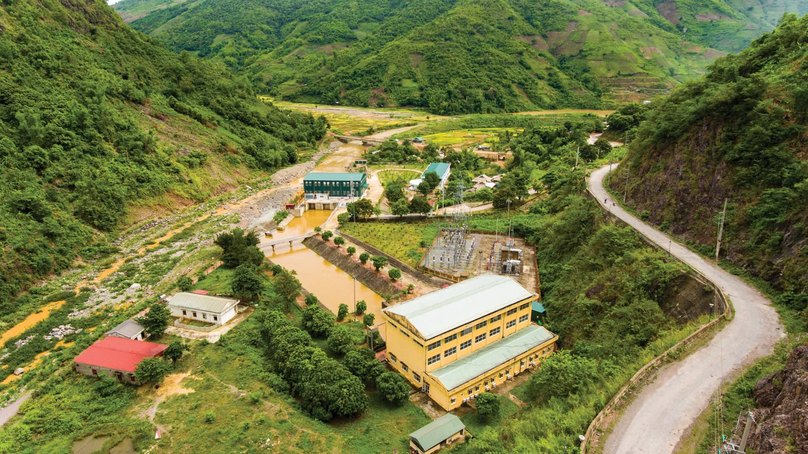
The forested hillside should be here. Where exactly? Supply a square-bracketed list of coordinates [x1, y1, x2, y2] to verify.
[610, 13, 808, 316]
[113, 0, 808, 114]
[0, 0, 327, 311]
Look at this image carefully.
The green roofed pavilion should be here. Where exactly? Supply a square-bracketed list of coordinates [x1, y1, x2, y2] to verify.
[409, 413, 465, 453]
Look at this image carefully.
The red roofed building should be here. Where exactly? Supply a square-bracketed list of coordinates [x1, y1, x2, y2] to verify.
[73, 337, 168, 385]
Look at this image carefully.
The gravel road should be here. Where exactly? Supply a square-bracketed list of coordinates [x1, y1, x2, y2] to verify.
[588, 164, 784, 454]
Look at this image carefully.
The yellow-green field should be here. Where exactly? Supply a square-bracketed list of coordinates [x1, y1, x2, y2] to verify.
[341, 222, 439, 267]
[415, 128, 518, 148]
[377, 169, 422, 186]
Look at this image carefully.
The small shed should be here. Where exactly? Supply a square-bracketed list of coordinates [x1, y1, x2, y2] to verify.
[105, 319, 146, 341]
[409, 413, 466, 454]
[531, 301, 546, 325]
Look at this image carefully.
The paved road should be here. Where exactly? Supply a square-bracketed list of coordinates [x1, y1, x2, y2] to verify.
[0, 390, 31, 427]
[589, 165, 784, 454]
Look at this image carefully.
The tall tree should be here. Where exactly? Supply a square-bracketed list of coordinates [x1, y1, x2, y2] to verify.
[138, 302, 171, 338]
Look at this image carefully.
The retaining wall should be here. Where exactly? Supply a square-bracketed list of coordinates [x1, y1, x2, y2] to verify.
[302, 236, 400, 299]
[580, 187, 732, 454]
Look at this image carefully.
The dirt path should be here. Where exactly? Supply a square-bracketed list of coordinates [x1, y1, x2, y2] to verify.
[0, 389, 31, 427]
[365, 124, 421, 140]
[588, 164, 784, 454]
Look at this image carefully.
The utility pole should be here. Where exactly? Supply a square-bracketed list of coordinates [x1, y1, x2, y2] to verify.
[624, 161, 630, 201]
[715, 198, 728, 261]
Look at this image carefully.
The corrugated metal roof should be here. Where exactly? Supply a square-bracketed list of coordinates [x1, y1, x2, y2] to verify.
[429, 324, 555, 391]
[409, 413, 465, 452]
[532, 301, 546, 313]
[168, 292, 239, 314]
[105, 319, 145, 338]
[383, 274, 534, 339]
[303, 172, 365, 182]
[423, 163, 450, 179]
[74, 337, 167, 372]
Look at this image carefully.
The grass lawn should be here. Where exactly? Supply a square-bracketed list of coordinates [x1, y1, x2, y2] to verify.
[341, 222, 440, 267]
[150, 314, 430, 454]
[377, 169, 421, 186]
[192, 267, 234, 294]
[460, 395, 520, 436]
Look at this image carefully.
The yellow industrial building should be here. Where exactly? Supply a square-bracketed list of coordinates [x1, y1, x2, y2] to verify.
[382, 274, 558, 411]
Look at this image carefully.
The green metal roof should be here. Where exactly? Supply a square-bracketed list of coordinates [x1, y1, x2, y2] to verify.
[532, 301, 545, 313]
[410, 413, 465, 452]
[429, 324, 555, 391]
[423, 163, 450, 179]
[168, 292, 239, 314]
[383, 275, 534, 340]
[303, 172, 365, 182]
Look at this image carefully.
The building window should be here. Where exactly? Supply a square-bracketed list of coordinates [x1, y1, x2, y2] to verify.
[460, 340, 472, 350]
[427, 354, 441, 366]
[490, 314, 502, 323]
[506, 319, 517, 329]
[413, 339, 424, 347]
[401, 363, 409, 372]
[460, 327, 473, 336]
[468, 389, 473, 395]
[519, 314, 529, 323]
[427, 340, 441, 351]
[213, 316, 218, 321]
[474, 385, 480, 392]
[192, 312, 197, 318]
[444, 346, 457, 357]
[475, 333, 487, 343]
[413, 373, 421, 383]
[444, 333, 457, 343]
[489, 327, 501, 336]
[499, 372, 504, 379]
[519, 303, 530, 310]
[92, 369, 98, 376]
[202, 314, 207, 319]
[507, 308, 517, 316]
[451, 397, 456, 405]
[389, 322, 397, 329]
[130, 375, 136, 382]
[182, 310, 187, 316]
[389, 353, 397, 363]
[475, 321, 487, 330]
[400, 329, 410, 338]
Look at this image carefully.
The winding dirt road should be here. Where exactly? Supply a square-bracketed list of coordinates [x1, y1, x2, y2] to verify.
[588, 164, 784, 454]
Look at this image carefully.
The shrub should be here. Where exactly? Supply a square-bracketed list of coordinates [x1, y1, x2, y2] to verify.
[134, 357, 173, 385]
[327, 325, 355, 355]
[355, 300, 367, 315]
[177, 276, 193, 291]
[346, 246, 356, 256]
[359, 252, 370, 264]
[371, 255, 388, 271]
[388, 268, 401, 281]
[321, 230, 333, 241]
[334, 236, 345, 246]
[204, 412, 215, 423]
[337, 303, 349, 321]
[476, 393, 501, 421]
[305, 294, 320, 306]
[376, 372, 410, 405]
[363, 313, 375, 327]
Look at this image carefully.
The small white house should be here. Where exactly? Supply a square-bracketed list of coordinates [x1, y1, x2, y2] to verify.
[168, 292, 239, 326]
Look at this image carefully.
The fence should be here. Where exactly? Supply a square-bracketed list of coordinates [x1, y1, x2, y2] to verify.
[579, 187, 733, 454]
[173, 318, 218, 332]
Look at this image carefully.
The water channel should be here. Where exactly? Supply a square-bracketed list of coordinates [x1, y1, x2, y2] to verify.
[262, 143, 386, 319]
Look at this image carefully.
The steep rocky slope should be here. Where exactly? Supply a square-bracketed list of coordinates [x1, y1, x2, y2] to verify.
[611, 13, 808, 305]
[748, 343, 808, 453]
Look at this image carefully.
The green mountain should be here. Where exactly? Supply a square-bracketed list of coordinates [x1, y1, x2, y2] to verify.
[113, 0, 804, 114]
[0, 0, 326, 310]
[611, 13, 808, 311]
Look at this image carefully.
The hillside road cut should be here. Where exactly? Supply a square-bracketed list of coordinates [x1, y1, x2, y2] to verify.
[588, 164, 784, 454]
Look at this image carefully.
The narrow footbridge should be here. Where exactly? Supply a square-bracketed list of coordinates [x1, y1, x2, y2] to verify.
[332, 134, 386, 146]
[259, 232, 316, 251]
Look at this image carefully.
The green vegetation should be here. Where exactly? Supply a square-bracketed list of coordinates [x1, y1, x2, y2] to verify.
[341, 222, 440, 266]
[117, 0, 805, 113]
[138, 301, 171, 337]
[0, 0, 327, 315]
[133, 357, 173, 384]
[614, 13, 808, 323]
